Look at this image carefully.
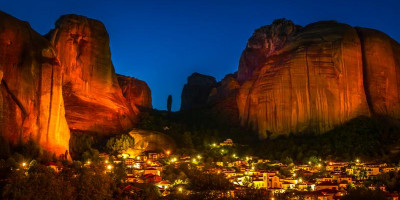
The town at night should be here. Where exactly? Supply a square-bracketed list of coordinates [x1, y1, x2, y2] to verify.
[1, 0, 400, 199]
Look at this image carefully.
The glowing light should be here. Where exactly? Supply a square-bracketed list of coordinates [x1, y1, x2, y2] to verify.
[192, 159, 197, 163]
[105, 160, 109, 164]
[87, 161, 91, 165]
[251, 166, 255, 170]
[166, 150, 171, 156]
[147, 160, 152, 164]
[171, 158, 177, 163]
[22, 162, 27, 167]
[107, 165, 113, 170]
[197, 155, 201, 159]
[178, 187, 183, 192]
[356, 159, 360, 163]
[212, 143, 216, 147]
[308, 161, 311, 165]
[121, 154, 129, 159]
[293, 173, 296, 177]
[233, 154, 236, 158]
[318, 164, 321, 168]
[299, 178, 302, 182]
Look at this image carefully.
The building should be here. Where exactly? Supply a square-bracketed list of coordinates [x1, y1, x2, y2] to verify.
[220, 139, 234, 146]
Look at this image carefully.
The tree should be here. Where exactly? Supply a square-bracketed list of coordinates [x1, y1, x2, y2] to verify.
[342, 187, 389, 200]
[167, 95, 172, 112]
[182, 132, 194, 149]
[106, 134, 135, 154]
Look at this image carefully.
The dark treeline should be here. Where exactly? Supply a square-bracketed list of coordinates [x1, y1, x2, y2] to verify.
[138, 108, 400, 164]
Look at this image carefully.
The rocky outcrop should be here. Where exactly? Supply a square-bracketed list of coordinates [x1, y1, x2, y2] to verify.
[237, 19, 400, 138]
[208, 73, 241, 122]
[126, 129, 176, 156]
[0, 11, 70, 156]
[47, 15, 136, 135]
[180, 72, 217, 110]
[117, 74, 152, 112]
[357, 28, 400, 118]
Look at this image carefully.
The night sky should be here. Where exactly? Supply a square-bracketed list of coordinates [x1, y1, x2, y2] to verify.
[1, 0, 399, 111]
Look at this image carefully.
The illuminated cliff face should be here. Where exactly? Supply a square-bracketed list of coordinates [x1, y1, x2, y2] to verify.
[47, 15, 136, 135]
[237, 20, 400, 138]
[117, 74, 152, 113]
[0, 11, 70, 156]
[0, 12, 155, 156]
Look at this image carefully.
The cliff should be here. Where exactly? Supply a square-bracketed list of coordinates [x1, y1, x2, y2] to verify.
[237, 19, 400, 138]
[180, 19, 400, 139]
[180, 72, 217, 110]
[0, 12, 154, 156]
[117, 74, 152, 112]
[47, 15, 136, 135]
[0, 11, 70, 156]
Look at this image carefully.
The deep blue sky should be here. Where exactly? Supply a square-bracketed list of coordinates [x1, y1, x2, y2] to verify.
[1, 0, 399, 111]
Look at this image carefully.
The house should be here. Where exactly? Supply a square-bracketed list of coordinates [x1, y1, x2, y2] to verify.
[220, 139, 234, 146]
[144, 168, 160, 176]
[315, 182, 339, 191]
[142, 174, 162, 183]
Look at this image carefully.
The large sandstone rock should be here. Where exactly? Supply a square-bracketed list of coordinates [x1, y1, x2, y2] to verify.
[126, 129, 176, 156]
[237, 20, 373, 138]
[47, 15, 135, 135]
[357, 28, 400, 118]
[180, 72, 217, 110]
[0, 11, 70, 156]
[117, 74, 152, 112]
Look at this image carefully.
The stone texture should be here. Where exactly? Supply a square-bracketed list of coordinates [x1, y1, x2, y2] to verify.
[208, 73, 241, 122]
[47, 14, 135, 135]
[237, 20, 372, 138]
[0, 11, 70, 156]
[180, 72, 217, 110]
[126, 129, 176, 156]
[117, 74, 152, 112]
[357, 28, 400, 118]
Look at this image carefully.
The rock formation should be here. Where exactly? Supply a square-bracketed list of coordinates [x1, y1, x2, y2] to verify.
[0, 11, 70, 156]
[236, 19, 400, 138]
[0, 12, 154, 156]
[47, 15, 136, 135]
[208, 73, 241, 122]
[356, 28, 400, 118]
[126, 129, 176, 156]
[117, 74, 152, 112]
[180, 72, 217, 110]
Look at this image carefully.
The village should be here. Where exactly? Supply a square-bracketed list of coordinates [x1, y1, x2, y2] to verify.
[34, 138, 398, 200]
